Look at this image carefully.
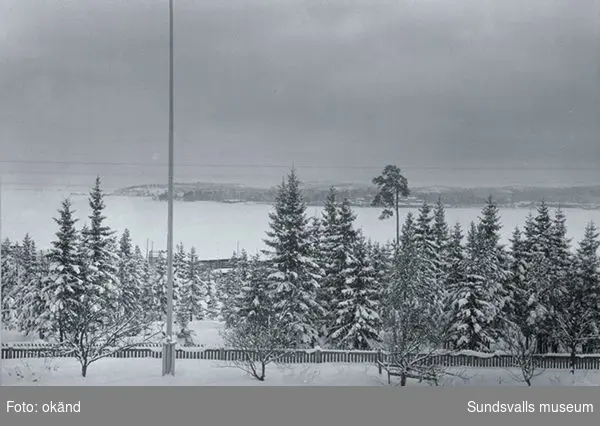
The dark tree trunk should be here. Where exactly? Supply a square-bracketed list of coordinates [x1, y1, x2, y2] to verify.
[570, 345, 577, 375]
[400, 373, 407, 387]
[58, 311, 63, 343]
[537, 335, 548, 354]
[81, 363, 88, 378]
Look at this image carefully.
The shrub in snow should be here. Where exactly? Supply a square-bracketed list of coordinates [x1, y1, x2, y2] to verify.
[501, 322, 545, 386]
[222, 303, 295, 382]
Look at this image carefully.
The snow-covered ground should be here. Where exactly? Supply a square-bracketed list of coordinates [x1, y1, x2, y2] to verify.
[2, 358, 599, 386]
[3, 189, 600, 258]
[3, 322, 600, 387]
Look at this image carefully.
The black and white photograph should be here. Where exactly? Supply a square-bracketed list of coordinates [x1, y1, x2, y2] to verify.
[1, 0, 599, 387]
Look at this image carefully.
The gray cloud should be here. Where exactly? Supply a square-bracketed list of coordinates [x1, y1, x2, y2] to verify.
[1, 0, 599, 188]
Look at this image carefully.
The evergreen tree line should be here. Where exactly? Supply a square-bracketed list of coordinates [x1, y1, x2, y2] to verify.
[2, 172, 599, 358]
[0, 178, 223, 343]
[222, 170, 600, 356]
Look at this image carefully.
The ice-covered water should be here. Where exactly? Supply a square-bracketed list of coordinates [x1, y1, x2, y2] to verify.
[2, 189, 599, 259]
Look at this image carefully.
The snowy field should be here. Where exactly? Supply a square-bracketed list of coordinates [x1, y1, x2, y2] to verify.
[2, 189, 600, 258]
[3, 320, 600, 386]
[2, 358, 600, 386]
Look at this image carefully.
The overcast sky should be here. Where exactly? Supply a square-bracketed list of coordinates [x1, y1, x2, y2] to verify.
[1, 0, 599, 189]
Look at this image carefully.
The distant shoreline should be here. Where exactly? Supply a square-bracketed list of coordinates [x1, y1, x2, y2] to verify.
[108, 182, 600, 210]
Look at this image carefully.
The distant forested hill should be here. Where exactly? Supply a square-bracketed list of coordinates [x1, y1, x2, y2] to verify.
[112, 182, 600, 209]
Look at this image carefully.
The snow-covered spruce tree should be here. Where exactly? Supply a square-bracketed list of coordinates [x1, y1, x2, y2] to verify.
[476, 196, 510, 343]
[173, 242, 189, 332]
[204, 275, 220, 320]
[185, 246, 206, 321]
[10, 236, 30, 321]
[498, 225, 547, 381]
[220, 250, 249, 328]
[211, 269, 226, 321]
[431, 200, 453, 332]
[12, 234, 46, 337]
[445, 222, 503, 351]
[0, 238, 18, 326]
[433, 197, 451, 277]
[524, 201, 564, 353]
[380, 213, 417, 337]
[503, 227, 520, 320]
[27, 199, 82, 342]
[504, 227, 536, 336]
[151, 250, 168, 320]
[319, 187, 342, 340]
[338, 198, 359, 249]
[413, 201, 444, 320]
[558, 222, 600, 367]
[200, 263, 221, 321]
[76, 223, 92, 291]
[329, 234, 382, 349]
[326, 197, 360, 347]
[547, 207, 573, 351]
[306, 215, 327, 337]
[262, 169, 323, 348]
[477, 196, 502, 247]
[81, 176, 121, 316]
[307, 216, 324, 260]
[577, 223, 600, 354]
[532, 202, 555, 351]
[477, 196, 509, 269]
[59, 186, 157, 378]
[117, 229, 145, 331]
[66, 229, 159, 377]
[21, 234, 38, 275]
[366, 239, 392, 316]
[231, 254, 271, 325]
[379, 213, 452, 386]
[517, 213, 552, 339]
[134, 245, 155, 323]
[551, 207, 572, 270]
[441, 223, 465, 347]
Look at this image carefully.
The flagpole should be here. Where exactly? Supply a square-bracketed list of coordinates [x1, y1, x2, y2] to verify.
[0, 177, 3, 386]
[162, 0, 176, 376]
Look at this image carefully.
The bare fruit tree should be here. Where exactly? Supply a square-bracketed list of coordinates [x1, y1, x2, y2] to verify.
[502, 322, 545, 386]
[60, 309, 160, 377]
[377, 297, 459, 386]
[221, 305, 294, 382]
